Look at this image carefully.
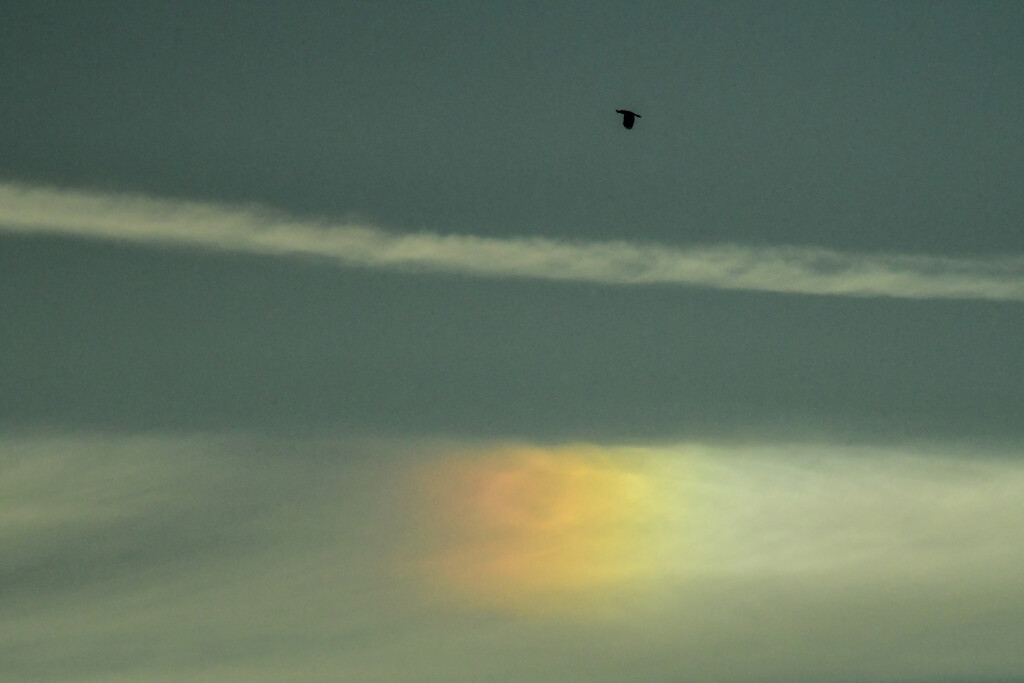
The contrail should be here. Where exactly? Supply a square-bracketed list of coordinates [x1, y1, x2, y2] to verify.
[3, 182, 1023, 301]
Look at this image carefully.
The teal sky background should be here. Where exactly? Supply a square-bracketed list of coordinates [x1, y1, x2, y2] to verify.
[2, 3, 1024, 681]
[5, 2, 1023, 252]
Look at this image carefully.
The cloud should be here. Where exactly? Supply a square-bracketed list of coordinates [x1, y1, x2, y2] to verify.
[3, 182, 1024, 301]
[3, 433, 1024, 681]
[411, 442, 1024, 605]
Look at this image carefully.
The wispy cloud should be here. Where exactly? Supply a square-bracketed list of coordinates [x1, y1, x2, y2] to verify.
[3, 182, 1023, 301]
[3, 433, 1024, 682]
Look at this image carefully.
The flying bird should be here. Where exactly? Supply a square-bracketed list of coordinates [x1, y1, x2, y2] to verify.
[615, 109, 641, 129]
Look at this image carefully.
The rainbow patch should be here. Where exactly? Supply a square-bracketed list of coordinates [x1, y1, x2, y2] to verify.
[412, 444, 692, 614]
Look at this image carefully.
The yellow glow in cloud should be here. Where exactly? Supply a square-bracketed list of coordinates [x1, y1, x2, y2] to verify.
[413, 444, 678, 613]
[407, 440, 1024, 617]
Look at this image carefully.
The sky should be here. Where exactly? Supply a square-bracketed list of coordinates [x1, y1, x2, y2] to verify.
[2, 2, 1024, 681]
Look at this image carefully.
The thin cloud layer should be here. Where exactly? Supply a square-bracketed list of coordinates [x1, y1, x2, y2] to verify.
[3, 434, 1024, 682]
[3, 182, 1024, 301]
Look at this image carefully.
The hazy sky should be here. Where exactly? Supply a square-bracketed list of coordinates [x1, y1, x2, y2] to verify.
[3, 2, 1024, 681]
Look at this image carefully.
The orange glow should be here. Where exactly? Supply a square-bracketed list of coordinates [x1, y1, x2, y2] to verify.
[414, 444, 669, 613]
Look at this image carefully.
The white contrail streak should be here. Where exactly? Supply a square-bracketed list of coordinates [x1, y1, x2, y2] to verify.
[2, 182, 1023, 301]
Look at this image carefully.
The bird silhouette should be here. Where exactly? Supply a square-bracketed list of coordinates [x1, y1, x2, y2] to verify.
[615, 109, 641, 129]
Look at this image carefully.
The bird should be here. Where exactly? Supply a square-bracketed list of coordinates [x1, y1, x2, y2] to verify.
[615, 109, 641, 129]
